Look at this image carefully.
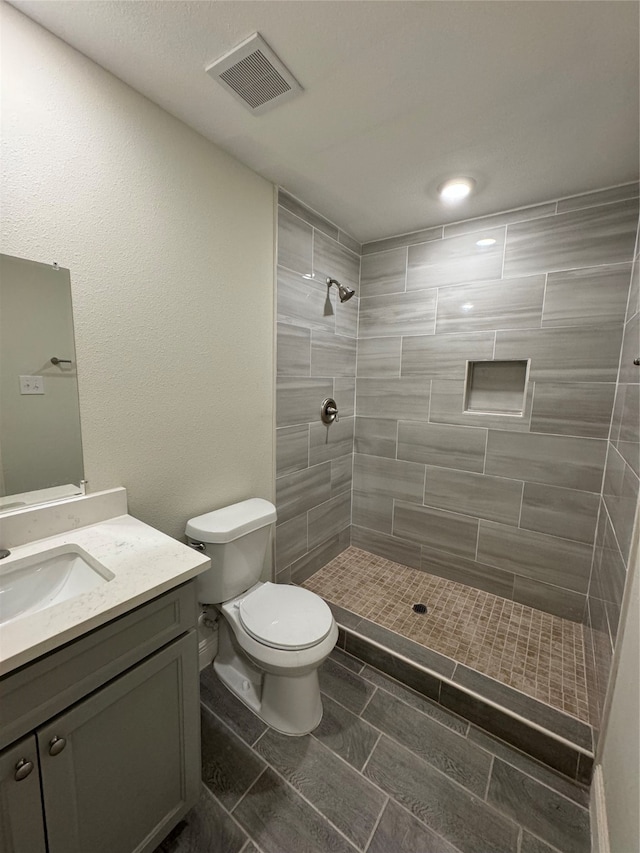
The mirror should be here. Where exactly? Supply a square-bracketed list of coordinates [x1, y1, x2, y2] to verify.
[0, 254, 84, 510]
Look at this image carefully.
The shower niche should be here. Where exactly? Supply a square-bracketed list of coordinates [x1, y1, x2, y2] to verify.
[464, 359, 529, 416]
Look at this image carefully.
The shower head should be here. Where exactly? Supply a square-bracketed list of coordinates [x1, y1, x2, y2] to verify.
[327, 278, 356, 303]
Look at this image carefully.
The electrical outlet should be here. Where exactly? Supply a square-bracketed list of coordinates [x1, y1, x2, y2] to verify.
[19, 375, 44, 394]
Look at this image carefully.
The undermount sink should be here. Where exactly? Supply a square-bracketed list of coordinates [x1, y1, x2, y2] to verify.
[0, 544, 115, 625]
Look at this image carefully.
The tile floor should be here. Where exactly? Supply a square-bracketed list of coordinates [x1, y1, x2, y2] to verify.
[302, 547, 590, 723]
[155, 649, 590, 853]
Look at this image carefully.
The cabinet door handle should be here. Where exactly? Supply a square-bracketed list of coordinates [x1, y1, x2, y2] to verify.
[48, 736, 67, 756]
[14, 759, 34, 781]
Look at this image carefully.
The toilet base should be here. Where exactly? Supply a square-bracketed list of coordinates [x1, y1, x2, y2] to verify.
[213, 617, 326, 736]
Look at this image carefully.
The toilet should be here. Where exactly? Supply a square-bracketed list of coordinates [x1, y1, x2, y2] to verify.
[186, 498, 338, 736]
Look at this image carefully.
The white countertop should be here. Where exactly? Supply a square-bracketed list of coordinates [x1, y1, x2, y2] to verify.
[0, 512, 210, 676]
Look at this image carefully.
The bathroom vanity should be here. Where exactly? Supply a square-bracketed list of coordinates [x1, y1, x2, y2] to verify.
[0, 488, 210, 853]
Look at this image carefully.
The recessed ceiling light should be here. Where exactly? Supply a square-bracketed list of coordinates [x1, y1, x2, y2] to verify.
[438, 177, 475, 204]
[476, 237, 497, 247]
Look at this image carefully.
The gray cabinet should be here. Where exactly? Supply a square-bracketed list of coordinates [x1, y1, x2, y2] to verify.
[0, 582, 201, 853]
[0, 737, 47, 853]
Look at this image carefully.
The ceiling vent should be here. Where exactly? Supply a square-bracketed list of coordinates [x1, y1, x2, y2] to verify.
[206, 33, 302, 116]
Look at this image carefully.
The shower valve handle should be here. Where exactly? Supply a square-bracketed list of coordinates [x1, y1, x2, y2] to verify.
[321, 398, 339, 424]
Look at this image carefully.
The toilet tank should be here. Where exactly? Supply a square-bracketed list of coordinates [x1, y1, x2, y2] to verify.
[186, 498, 277, 604]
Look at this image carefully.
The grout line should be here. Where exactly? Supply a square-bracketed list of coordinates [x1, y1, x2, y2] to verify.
[363, 796, 389, 852]
[229, 765, 268, 816]
[200, 779, 266, 852]
[360, 685, 378, 716]
[540, 272, 549, 327]
[517, 481, 525, 529]
[500, 226, 507, 278]
[360, 731, 383, 776]
[484, 754, 495, 801]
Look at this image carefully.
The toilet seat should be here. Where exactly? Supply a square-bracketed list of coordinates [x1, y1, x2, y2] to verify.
[239, 583, 333, 650]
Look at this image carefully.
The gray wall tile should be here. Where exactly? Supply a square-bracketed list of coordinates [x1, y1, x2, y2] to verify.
[603, 444, 640, 562]
[276, 424, 309, 477]
[397, 421, 486, 473]
[401, 331, 494, 379]
[361, 226, 442, 255]
[331, 454, 353, 497]
[277, 266, 335, 332]
[360, 248, 407, 297]
[357, 376, 430, 420]
[275, 514, 308, 572]
[612, 383, 639, 477]
[424, 467, 523, 526]
[494, 324, 623, 383]
[277, 207, 313, 275]
[338, 229, 361, 254]
[591, 513, 626, 608]
[289, 530, 350, 584]
[626, 255, 639, 321]
[503, 199, 639, 277]
[276, 376, 333, 427]
[407, 227, 505, 290]
[420, 545, 514, 598]
[350, 525, 422, 569]
[352, 490, 394, 533]
[353, 453, 425, 502]
[393, 500, 479, 558]
[556, 182, 639, 213]
[477, 521, 592, 593]
[275, 461, 332, 524]
[485, 431, 606, 492]
[357, 336, 402, 377]
[335, 377, 355, 416]
[436, 276, 545, 333]
[313, 230, 360, 291]
[444, 203, 558, 237]
[542, 264, 632, 327]
[309, 417, 354, 464]
[310, 330, 356, 377]
[359, 290, 436, 338]
[278, 190, 339, 239]
[355, 416, 398, 459]
[530, 382, 616, 438]
[520, 483, 599, 544]
[308, 492, 351, 551]
[618, 310, 640, 385]
[277, 322, 310, 376]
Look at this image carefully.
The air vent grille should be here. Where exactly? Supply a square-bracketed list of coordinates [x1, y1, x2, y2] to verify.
[207, 33, 302, 116]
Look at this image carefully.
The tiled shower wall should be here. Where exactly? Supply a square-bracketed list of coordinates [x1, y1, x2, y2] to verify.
[274, 191, 360, 582]
[585, 211, 640, 732]
[353, 183, 639, 622]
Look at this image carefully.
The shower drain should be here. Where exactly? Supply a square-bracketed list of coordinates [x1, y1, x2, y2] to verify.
[412, 603, 427, 614]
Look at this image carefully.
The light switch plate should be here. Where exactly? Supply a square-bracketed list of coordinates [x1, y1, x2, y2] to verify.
[19, 375, 44, 394]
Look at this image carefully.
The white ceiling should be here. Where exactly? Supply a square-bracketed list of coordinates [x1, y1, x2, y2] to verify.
[9, 0, 640, 243]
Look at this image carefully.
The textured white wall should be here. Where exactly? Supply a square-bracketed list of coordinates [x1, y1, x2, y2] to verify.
[0, 4, 275, 539]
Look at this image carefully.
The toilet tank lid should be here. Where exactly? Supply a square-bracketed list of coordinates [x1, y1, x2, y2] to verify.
[186, 498, 277, 543]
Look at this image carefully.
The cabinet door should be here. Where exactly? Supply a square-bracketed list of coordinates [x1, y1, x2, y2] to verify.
[0, 735, 47, 853]
[38, 631, 201, 853]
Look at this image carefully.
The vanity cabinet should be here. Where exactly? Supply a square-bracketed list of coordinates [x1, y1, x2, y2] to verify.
[0, 581, 201, 853]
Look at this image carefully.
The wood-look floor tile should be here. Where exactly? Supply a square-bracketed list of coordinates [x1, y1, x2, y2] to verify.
[254, 729, 386, 849]
[232, 767, 358, 853]
[364, 736, 519, 853]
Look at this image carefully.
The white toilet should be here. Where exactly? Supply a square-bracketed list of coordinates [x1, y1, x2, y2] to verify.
[186, 498, 338, 736]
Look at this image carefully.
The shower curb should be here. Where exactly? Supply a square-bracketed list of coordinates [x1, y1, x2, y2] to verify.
[335, 623, 594, 785]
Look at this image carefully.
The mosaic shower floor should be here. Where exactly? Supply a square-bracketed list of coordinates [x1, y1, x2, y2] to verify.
[302, 546, 590, 724]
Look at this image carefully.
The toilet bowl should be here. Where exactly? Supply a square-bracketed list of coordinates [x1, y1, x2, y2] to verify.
[186, 499, 337, 735]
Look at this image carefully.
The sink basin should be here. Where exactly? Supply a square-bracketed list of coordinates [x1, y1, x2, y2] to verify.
[0, 545, 115, 625]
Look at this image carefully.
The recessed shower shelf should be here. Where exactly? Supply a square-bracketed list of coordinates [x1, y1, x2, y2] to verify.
[464, 359, 529, 416]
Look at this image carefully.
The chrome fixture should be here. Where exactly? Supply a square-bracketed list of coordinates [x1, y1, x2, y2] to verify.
[321, 398, 339, 424]
[50, 357, 72, 365]
[0, 549, 10, 560]
[326, 278, 355, 303]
